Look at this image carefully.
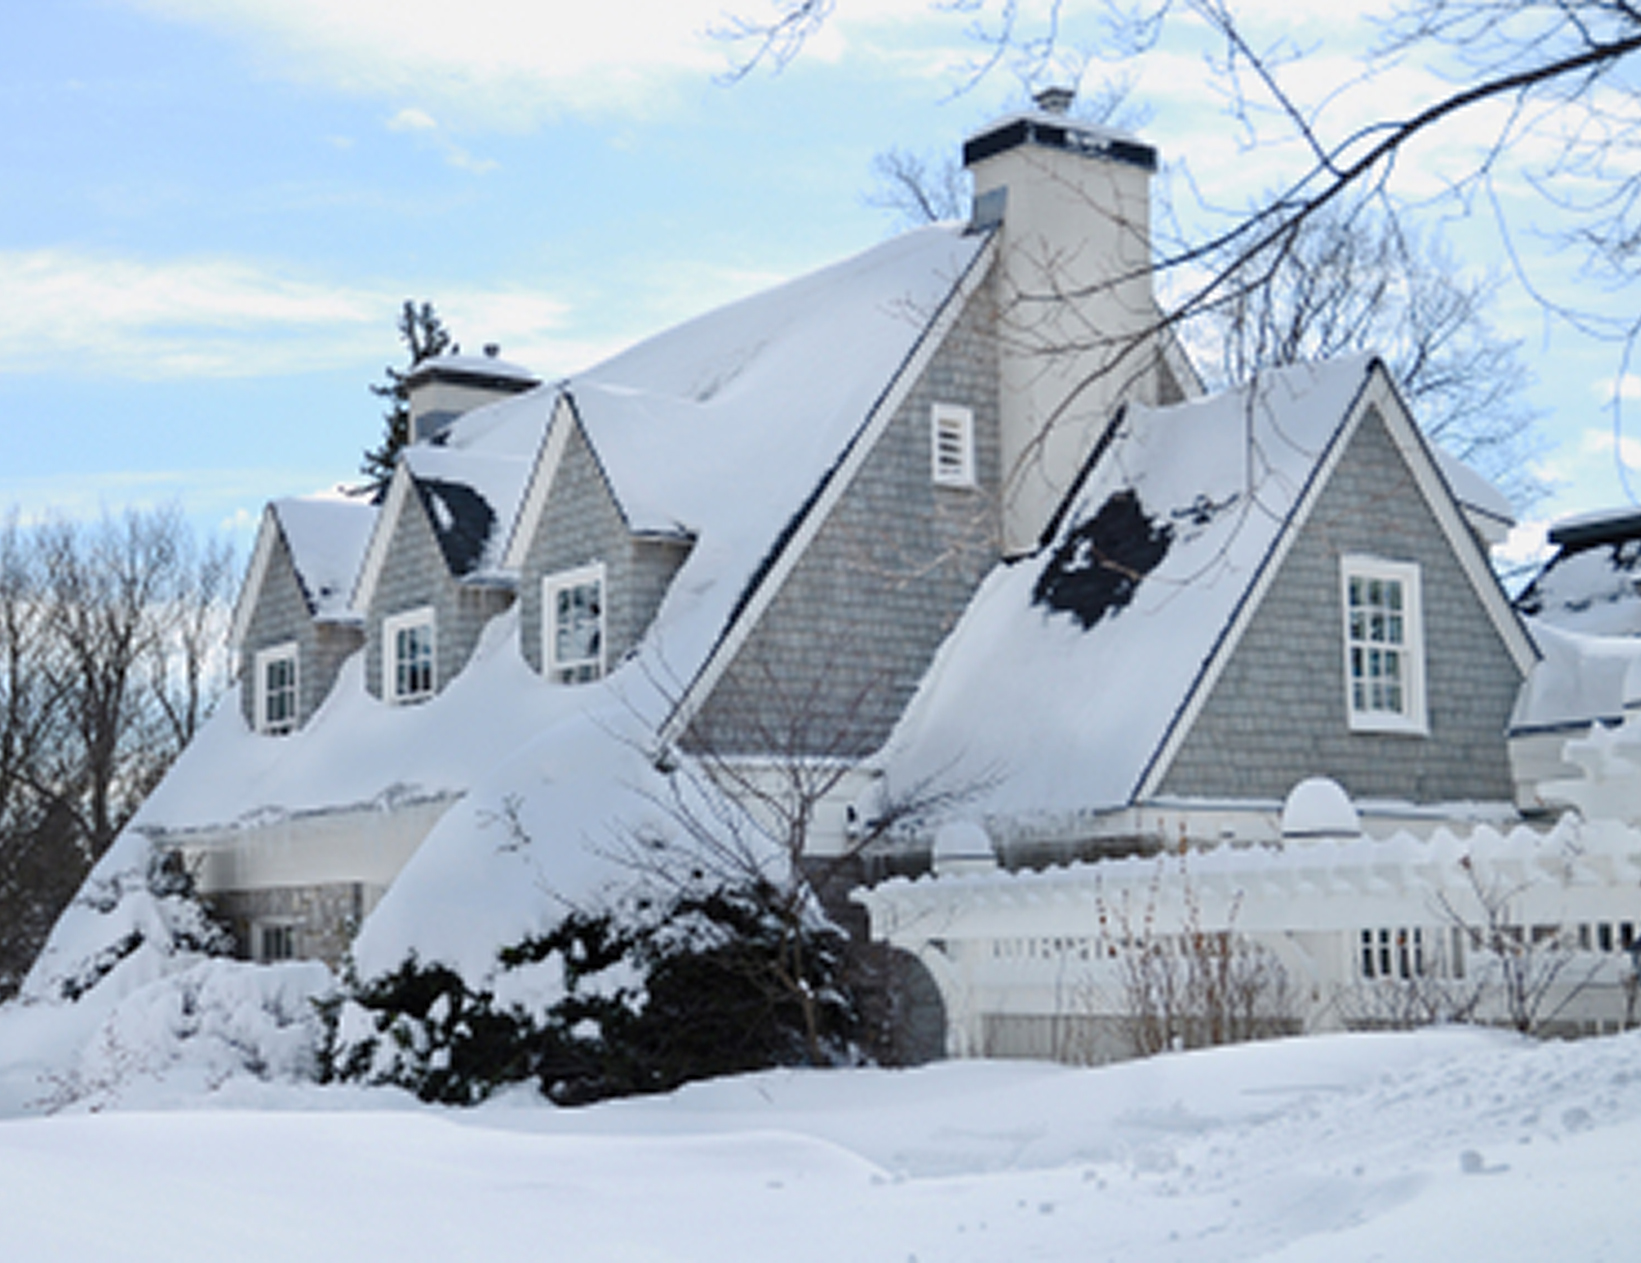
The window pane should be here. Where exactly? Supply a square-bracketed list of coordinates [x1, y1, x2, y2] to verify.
[550, 574, 604, 683]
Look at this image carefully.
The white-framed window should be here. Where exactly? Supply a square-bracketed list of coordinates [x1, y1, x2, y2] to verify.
[384, 606, 436, 704]
[254, 642, 299, 735]
[931, 402, 976, 487]
[256, 921, 296, 963]
[1341, 555, 1427, 734]
[544, 563, 605, 684]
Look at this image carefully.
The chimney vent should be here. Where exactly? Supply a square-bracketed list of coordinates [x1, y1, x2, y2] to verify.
[1033, 86, 1074, 115]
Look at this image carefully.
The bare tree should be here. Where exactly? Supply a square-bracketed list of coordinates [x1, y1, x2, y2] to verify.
[738, 1, 1641, 478]
[1099, 859, 1297, 1058]
[1203, 197, 1544, 504]
[1434, 852, 1607, 1035]
[613, 661, 986, 1063]
[0, 506, 233, 997]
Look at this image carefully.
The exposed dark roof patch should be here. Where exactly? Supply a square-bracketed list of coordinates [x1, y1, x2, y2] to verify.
[414, 477, 496, 577]
[1032, 489, 1173, 631]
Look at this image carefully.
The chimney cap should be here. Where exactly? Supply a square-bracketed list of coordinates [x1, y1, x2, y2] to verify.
[1033, 86, 1075, 115]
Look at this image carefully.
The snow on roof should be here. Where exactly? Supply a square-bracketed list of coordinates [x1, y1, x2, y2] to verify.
[400, 444, 534, 579]
[406, 352, 539, 384]
[126, 227, 991, 983]
[1508, 618, 1641, 734]
[575, 225, 987, 533]
[529, 224, 991, 677]
[1547, 505, 1641, 545]
[1515, 534, 1641, 637]
[1431, 446, 1513, 530]
[435, 382, 557, 460]
[882, 356, 1377, 818]
[272, 495, 376, 622]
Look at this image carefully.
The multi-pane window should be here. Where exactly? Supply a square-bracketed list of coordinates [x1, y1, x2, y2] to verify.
[255, 643, 299, 735]
[931, 403, 976, 487]
[1341, 556, 1426, 733]
[384, 607, 436, 703]
[545, 564, 605, 684]
[258, 922, 295, 963]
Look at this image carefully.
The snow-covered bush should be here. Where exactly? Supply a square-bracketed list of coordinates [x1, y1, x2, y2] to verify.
[22, 834, 234, 1007]
[328, 879, 859, 1106]
[39, 957, 332, 1111]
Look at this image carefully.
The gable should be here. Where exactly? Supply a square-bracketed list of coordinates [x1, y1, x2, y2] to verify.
[1151, 403, 1525, 804]
[516, 411, 665, 676]
[681, 267, 1003, 758]
[880, 358, 1534, 820]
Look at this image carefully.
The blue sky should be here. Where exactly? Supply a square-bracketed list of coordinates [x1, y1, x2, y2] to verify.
[3, 0, 1634, 562]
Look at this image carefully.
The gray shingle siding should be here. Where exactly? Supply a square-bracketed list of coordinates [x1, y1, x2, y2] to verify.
[365, 491, 513, 699]
[686, 282, 1002, 757]
[238, 533, 362, 729]
[518, 418, 690, 675]
[1155, 406, 1522, 805]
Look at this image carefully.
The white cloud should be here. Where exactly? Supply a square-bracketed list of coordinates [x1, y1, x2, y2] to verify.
[0, 250, 617, 382]
[1600, 375, 1641, 401]
[126, 0, 736, 123]
[383, 106, 498, 171]
[387, 107, 438, 132]
[0, 250, 384, 379]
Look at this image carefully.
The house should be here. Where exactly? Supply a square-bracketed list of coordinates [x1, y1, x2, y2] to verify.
[1505, 509, 1641, 812]
[121, 93, 1537, 1027]
[877, 354, 1537, 864]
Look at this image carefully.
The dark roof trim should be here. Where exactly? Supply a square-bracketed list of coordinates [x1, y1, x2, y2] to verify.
[1035, 402, 1131, 553]
[963, 118, 1158, 171]
[404, 362, 540, 396]
[1549, 509, 1641, 550]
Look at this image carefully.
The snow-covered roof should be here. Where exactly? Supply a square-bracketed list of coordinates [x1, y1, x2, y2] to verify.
[138, 224, 996, 980]
[272, 495, 376, 621]
[1509, 619, 1641, 734]
[400, 445, 533, 580]
[405, 352, 539, 385]
[881, 357, 1455, 818]
[493, 224, 994, 681]
[1515, 528, 1641, 637]
[229, 494, 378, 646]
[1431, 446, 1514, 539]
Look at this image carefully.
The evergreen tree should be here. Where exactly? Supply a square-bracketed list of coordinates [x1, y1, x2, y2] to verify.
[361, 300, 454, 487]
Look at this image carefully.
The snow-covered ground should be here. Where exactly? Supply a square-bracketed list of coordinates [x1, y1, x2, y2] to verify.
[1, 1019, 1636, 1260]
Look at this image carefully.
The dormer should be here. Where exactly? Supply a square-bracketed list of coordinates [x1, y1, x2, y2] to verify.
[405, 345, 539, 443]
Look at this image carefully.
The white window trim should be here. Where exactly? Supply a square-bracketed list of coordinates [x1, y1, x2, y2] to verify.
[1340, 555, 1427, 735]
[930, 402, 976, 488]
[253, 642, 299, 736]
[544, 562, 606, 684]
[383, 605, 437, 704]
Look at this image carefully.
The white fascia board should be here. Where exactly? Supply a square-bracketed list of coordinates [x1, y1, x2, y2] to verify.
[227, 504, 284, 651]
[658, 233, 1000, 749]
[500, 392, 576, 574]
[1364, 365, 1539, 676]
[350, 463, 414, 615]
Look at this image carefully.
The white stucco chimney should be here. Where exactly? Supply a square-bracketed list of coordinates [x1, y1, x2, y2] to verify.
[965, 88, 1175, 555]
